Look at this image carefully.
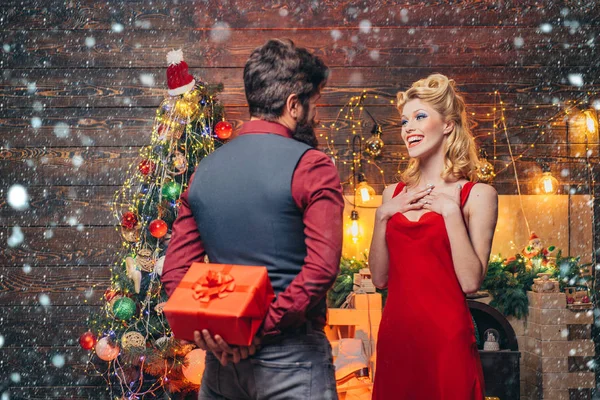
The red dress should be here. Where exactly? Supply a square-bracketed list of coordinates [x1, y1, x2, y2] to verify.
[372, 182, 485, 400]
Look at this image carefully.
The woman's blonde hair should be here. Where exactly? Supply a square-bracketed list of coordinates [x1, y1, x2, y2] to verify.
[396, 74, 479, 186]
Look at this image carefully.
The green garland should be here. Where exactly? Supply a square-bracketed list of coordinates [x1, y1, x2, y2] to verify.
[481, 250, 593, 319]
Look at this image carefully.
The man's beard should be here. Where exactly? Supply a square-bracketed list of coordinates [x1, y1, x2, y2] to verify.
[291, 112, 318, 148]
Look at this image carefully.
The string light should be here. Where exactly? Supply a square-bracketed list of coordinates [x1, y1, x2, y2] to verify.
[95, 83, 226, 397]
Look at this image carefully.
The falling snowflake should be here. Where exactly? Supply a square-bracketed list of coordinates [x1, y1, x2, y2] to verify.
[359, 20, 372, 34]
[39, 294, 51, 306]
[7, 184, 29, 210]
[7, 226, 24, 247]
[210, 22, 231, 43]
[51, 354, 65, 368]
[568, 74, 584, 87]
[31, 117, 42, 129]
[54, 122, 70, 138]
[513, 37, 524, 48]
[111, 23, 124, 33]
[140, 73, 155, 87]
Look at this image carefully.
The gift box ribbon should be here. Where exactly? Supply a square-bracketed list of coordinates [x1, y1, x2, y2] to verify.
[179, 265, 251, 305]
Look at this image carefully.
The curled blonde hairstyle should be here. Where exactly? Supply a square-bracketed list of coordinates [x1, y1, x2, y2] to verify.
[396, 74, 479, 186]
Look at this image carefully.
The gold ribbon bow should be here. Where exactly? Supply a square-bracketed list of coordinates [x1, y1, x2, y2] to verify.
[191, 269, 236, 303]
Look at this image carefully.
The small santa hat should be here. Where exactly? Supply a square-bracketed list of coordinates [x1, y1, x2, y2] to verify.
[166, 49, 195, 96]
[529, 232, 539, 240]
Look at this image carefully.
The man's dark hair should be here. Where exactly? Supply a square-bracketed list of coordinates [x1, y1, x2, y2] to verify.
[243, 39, 329, 121]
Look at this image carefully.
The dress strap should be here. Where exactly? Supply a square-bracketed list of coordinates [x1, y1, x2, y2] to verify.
[392, 182, 406, 197]
[460, 181, 477, 207]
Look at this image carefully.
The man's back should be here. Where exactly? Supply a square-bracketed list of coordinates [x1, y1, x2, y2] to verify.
[188, 132, 310, 293]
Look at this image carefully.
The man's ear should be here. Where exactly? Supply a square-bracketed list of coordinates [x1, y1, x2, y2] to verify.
[286, 93, 301, 120]
[443, 120, 455, 135]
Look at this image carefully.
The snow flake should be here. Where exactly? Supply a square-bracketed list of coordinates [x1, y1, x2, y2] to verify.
[54, 122, 70, 138]
[72, 155, 84, 168]
[39, 293, 51, 306]
[51, 354, 65, 368]
[359, 20, 372, 34]
[139, 73, 155, 87]
[331, 30, 342, 41]
[210, 22, 231, 43]
[513, 37, 524, 48]
[7, 226, 24, 247]
[7, 184, 29, 211]
[111, 23, 124, 33]
[10, 373, 20, 383]
[567, 74, 584, 87]
[31, 117, 42, 129]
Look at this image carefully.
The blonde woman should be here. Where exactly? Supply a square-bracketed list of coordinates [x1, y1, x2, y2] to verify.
[369, 74, 498, 399]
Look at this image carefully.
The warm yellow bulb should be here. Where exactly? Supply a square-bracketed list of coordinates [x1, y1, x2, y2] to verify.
[538, 172, 559, 195]
[350, 220, 360, 239]
[359, 187, 371, 203]
[356, 179, 376, 206]
[346, 210, 363, 244]
[584, 109, 598, 134]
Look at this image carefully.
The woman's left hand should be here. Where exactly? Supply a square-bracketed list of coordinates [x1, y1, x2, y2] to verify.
[421, 183, 462, 217]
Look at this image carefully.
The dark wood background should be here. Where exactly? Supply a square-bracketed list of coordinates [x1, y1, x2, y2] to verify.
[1, 1, 599, 398]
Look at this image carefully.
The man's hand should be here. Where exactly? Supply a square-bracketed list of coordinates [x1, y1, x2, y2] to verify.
[193, 330, 261, 366]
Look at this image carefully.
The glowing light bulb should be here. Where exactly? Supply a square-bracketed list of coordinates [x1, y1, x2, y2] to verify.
[347, 210, 363, 244]
[356, 174, 376, 205]
[538, 172, 559, 195]
[584, 109, 598, 134]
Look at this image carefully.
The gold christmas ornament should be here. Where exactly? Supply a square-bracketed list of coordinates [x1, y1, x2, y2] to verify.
[121, 331, 146, 351]
[136, 248, 155, 272]
[167, 151, 188, 176]
[365, 128, 385, 158]
[477, 158, 496, 183]
[121, 223, 142, 243]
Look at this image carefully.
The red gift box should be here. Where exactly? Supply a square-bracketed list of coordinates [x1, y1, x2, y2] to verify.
[163, 263, 275, 346]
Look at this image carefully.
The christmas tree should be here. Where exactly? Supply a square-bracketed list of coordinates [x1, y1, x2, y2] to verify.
[78, 50, 233, 399]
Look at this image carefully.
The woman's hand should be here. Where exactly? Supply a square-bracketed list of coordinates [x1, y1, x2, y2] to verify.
[421, 183, 462, 217]
[376, 185, 432, 222]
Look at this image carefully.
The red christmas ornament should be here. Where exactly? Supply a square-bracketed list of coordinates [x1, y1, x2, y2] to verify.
[104, 288, 119, 302]
[120, 212, 138, 230]
[582, 295, 590, 304]
[567, 297, 575, 304]
[149, 219, 168, 238]
[79, 331, 97, 350]
[138, 160, 155, 176]
[215, 121, 233, 140]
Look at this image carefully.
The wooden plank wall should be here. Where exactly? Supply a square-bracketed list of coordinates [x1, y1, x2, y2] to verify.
[1, 1, 599, 398]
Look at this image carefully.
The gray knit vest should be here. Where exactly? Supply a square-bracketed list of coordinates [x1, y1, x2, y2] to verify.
[187, 133, 311, 294]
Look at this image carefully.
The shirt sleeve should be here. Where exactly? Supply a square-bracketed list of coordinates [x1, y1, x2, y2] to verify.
[160, 172, 207, 297]
[261, 150, 344, 336]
